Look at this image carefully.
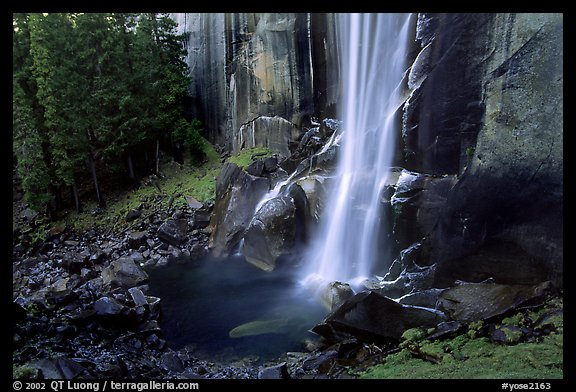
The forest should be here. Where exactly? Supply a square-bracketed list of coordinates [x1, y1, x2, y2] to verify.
[13, 13, 203, 218]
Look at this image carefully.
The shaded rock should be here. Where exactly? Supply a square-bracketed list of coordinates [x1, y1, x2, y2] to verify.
[263, 156, 278, 173]
[94, 297, 125, 316]
[437, 281, 556, 323]
[102, 257, 149, 288]
[209, 162, 270, 257]
[125, 209, 141, 222]
[258, 362, 290, 379]
[128, 232, 147, 249]
[420, 13, 564, 288]
[191, 210, 211, 229]
[313, 291, 446, 343]
[398, 288, 445, 308]
[61, 252, 88, 274]
[490, 324, 523, 345]
[158, 219, 188, 246]
[246, 159, 265, 177]
[30, 357, 85, 379]
[242, 196, 296, 271]
[159, 352, 185, 374]
[427, 320, 464, 340]
[128, 287, 148, 307]
[302, 350, 338, 373]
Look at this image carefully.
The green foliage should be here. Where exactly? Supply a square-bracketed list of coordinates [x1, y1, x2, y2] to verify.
[227, 147, 274, 169]
[13, 364, 38, 379]
[173, 118, 206, 163]
[359, 308, 563, 379]
[13, 12, 195, 217]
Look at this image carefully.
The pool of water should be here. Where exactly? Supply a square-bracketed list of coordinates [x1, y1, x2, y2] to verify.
[147, 255, 328, 362]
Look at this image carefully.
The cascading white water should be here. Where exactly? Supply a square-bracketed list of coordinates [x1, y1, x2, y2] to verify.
[302, 13, 412, 285]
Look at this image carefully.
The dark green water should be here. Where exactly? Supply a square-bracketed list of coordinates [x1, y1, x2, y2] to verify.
[147, 255, 327, 362]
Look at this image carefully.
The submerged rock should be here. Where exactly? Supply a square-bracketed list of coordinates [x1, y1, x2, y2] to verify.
[229, 319, 289, 338]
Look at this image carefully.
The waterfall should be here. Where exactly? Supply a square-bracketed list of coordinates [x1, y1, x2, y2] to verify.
[302, 13, 412, 285]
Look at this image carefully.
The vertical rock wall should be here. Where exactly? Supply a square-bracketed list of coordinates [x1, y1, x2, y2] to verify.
[403, 13, 563, 287]
[172, 13, 339, 155]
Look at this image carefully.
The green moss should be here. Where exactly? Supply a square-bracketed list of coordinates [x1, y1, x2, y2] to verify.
[502, 313, 525, 327]
[13, 364, 38, 379]
[227, 147, 274, 169]
[60, 140, 222, 232]
[359, 329, 563, 379]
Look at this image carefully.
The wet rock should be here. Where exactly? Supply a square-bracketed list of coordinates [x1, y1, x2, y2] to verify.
[209, 162, 270, 257]
[102, 257, 149, 288]
[319, 280, 354, 311]
[128, 232, 148, 249]
[258, 362, 290, 379]
[263, 156, 278, 173]
[437, 281, 556, 323]
[398, 288, 445, 308]
[313, 291, 446, 343]
[246, 160, 265, 177]
[158, 219, 188, 246]
[242, 196, 296, 271]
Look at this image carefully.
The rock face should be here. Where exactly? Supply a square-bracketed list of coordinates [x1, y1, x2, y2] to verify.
[437, 281, 556, 323]
[402, 13, 563, 288]
[171, 13, 339, 153]
[242, 196, 297, 271]
[208, 162, 270, 257]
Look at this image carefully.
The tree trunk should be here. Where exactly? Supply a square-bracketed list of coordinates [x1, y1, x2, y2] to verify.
[87, 154, 106, 208]
[71, 180, 82, 214]
[155, 138, 160, 174]
[126, 152, 139, 188]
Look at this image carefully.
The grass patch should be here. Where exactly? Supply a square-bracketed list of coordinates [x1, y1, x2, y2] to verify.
[60, 138, 222, 233]
[227, 147, 274, 169]
[359, 311, 563, 379]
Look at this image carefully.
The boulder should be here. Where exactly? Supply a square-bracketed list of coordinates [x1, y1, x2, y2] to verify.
[191, 210, 211, 229]
[128, 287, 148, 307]
[157, 219, 188, 246]
[29, 357, 85, 379]
[437, 281, 556, 323]
[94, 297, 125, 316]
[242, 196, 296, 271]
[185, 196, 203, 210]
[313, 290, 446, 343]
[102, 257, 149, 288]
[128, 232, 147, 249]
[209, 162, 270, 258]
[125, 209, 141, 222]
[258, 362, 290, 379]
